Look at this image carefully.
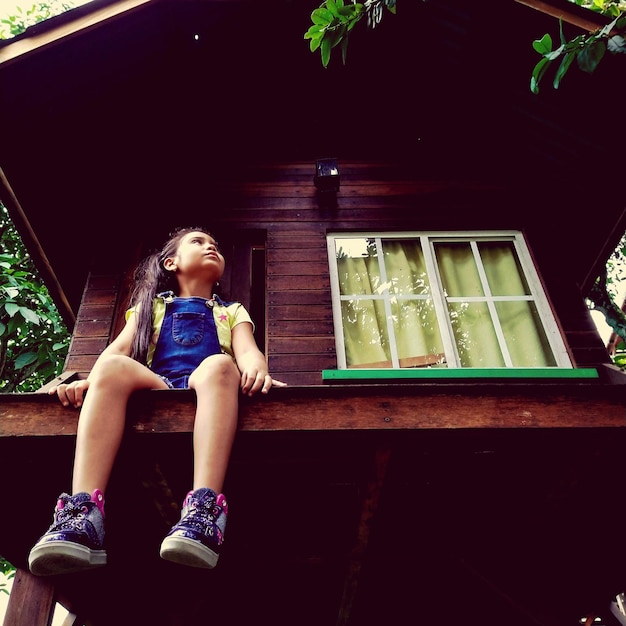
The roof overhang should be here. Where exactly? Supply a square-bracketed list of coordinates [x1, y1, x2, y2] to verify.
[0, 0, 612, 70]
[0, 0, 624, 316]
[0, 0, 154, 68]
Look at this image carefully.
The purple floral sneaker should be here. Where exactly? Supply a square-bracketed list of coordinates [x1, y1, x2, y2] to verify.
[159, 488, 227, 569]
[28, 489, 107, 576]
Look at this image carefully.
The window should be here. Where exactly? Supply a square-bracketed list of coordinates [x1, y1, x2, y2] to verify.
[327, 231, 572, 370]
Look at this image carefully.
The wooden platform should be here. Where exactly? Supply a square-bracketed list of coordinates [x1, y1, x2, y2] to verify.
[2, 382, 626, 625]
[2, 381, 626, 437]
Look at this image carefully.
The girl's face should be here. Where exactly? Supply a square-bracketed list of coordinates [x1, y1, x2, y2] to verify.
[165, 231, 225, 281]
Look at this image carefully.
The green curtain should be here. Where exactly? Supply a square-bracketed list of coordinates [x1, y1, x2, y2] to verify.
[338, 254, 390, 366]
[337, 240, 444, 368]
[436, 241, 555, 367]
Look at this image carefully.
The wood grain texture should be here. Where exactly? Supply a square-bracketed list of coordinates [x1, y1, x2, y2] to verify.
[2, 385, 624, 438]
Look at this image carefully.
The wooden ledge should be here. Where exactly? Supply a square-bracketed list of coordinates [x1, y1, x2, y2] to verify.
[1, 383, 625, 437]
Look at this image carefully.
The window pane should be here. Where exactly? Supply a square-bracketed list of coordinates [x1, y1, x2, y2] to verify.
[496, 301, 557, 366]
[435, 243, 484, 297]
[448, 301, 505, 367]
[341, 299, 390, 367]
[479, 241, 530, 296]
[390, 299, 446, 367]
[381, 240, 430, 296]
[336, 239, 381, 296]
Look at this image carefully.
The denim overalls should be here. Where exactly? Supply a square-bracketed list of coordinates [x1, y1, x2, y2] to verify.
[151, 292, 224, 389]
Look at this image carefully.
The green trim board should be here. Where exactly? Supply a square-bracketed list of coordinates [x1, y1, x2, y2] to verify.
[322, 368, 599, 381]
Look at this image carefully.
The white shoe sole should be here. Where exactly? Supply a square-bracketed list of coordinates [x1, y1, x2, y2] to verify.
[28, 540, 107, 576]
[159, 536, 219, 569]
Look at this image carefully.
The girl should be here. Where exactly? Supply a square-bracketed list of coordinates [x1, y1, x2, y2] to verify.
[28, 227, 285, 576]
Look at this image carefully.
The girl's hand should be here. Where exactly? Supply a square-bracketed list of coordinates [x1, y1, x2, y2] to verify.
[240, 370, 287, 396]
[48, 379, 90, 408]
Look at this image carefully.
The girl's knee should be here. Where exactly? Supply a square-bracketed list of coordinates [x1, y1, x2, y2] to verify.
[189, 355, 239, 389]
[90, 354, 140, 386]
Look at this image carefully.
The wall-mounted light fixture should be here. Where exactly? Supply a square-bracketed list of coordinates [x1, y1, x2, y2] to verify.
[314, 158, 340, 193]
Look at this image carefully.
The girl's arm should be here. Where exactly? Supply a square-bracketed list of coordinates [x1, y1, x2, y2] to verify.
[49, 314, 139, 408]
[231, 322, 286, 396]
[96, 313, 138, 360]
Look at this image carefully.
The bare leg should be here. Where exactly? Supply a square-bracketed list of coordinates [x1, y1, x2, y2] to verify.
[188, 354, 240, 493]
[72, 355, 168, 495]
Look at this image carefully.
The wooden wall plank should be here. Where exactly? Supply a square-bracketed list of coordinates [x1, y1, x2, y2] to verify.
[59, 162, 615, 386]
[270, 336, 335, 354]
[268, 319, 334, 337]
[65, 271, 120, 377]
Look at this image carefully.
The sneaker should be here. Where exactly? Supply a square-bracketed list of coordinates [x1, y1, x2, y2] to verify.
[159, 488, 227, 569]
[28, 489, 107, 576]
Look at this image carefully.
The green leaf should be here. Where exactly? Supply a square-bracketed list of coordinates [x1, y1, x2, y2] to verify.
[577, 40, 606, 73]
[311, 8, 333, 25]
[4, 302, 18, 317]
[347, 13, 362, 32]
[304, 24, 325, 40]
[530, 57, 550, 94]
[321, 35, 332, 67]
[608, 34, 626, 54]
[326, 0, 339, 17]
[553, 50, 576, 89]
[310, 36, 322, 52]
[14, 352, 37, 370]
[19, 306, 40, 325]
[341, 35, 350, 64]
[532, 33, 553, 55]
[559, 18, 566, 46]
[337, 4, 361, 18]
[545, 44, 565, 61]
[328, 24, 346, 48]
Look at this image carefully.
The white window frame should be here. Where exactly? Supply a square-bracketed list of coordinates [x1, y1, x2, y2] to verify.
[327, 230, 572, 370]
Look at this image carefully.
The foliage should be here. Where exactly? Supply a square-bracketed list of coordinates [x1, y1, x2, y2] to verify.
[304, 0, 397, 67]
[568, 0, 626, 16]
[0, 203, 70, 392]
[587, 232, 626, 368]
[0, 556, 15, 596]
[531, 3, 626, 93]
[303, 1, 626, 93]
[0, 0, 81, 40]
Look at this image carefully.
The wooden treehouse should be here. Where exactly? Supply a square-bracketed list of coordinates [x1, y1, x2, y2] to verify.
[1, 1, 626, 625]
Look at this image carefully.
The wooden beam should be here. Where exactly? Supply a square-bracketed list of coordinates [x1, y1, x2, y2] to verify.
[2, 568, 55, 626]
[336, 443, 391, 626]
[0, 0, 240, 68]
[515, 0, 611, 32]
[0, 0, 155, 67]
[1, 384, 625, 437]
[0, 168, 75, 329]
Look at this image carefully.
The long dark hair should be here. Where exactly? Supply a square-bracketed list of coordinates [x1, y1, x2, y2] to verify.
[128, 226, 213, 363]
